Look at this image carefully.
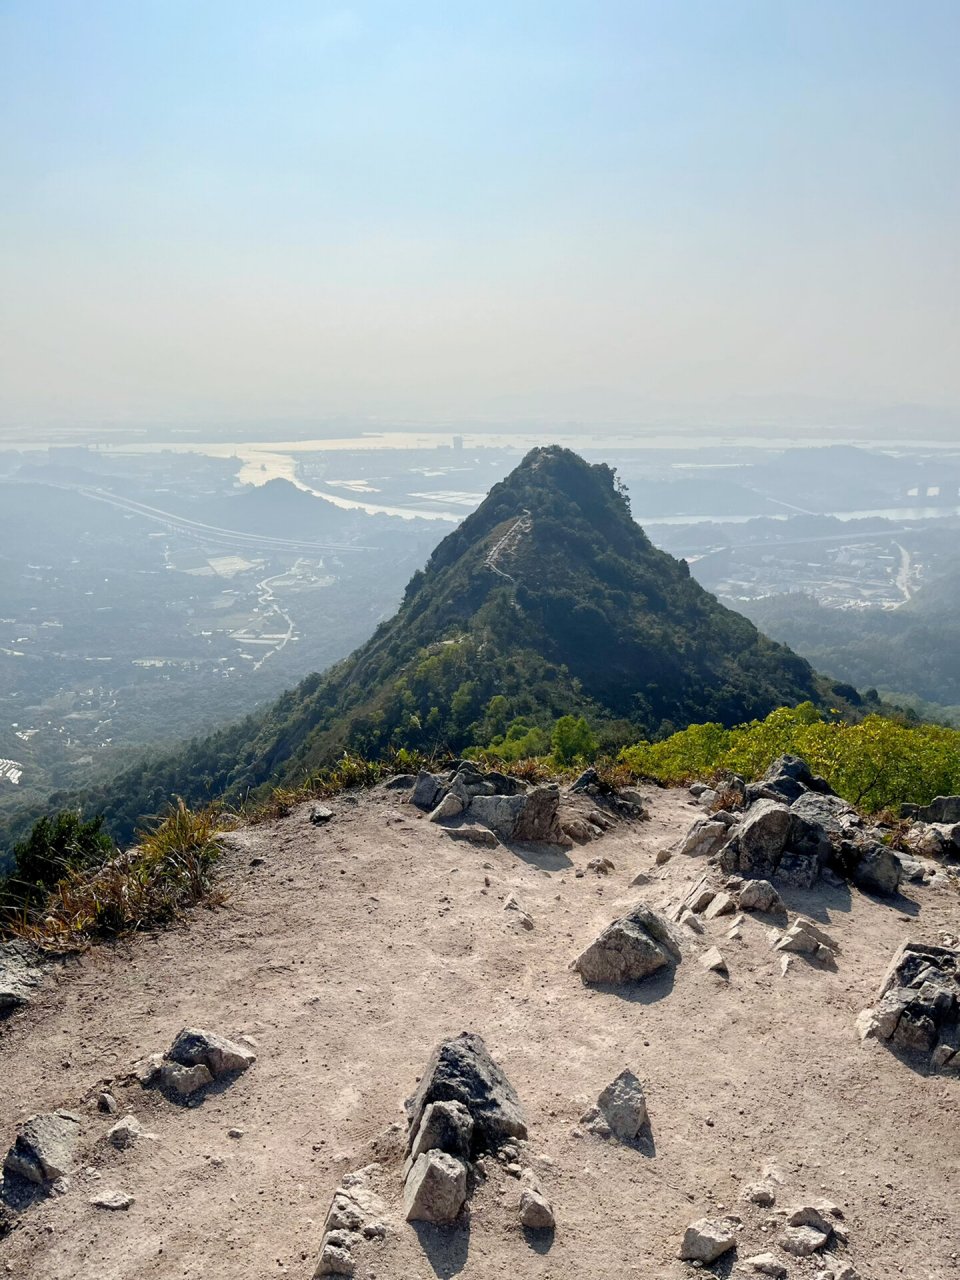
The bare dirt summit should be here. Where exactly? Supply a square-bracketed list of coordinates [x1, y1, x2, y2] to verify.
[0, 774, 958, 1280]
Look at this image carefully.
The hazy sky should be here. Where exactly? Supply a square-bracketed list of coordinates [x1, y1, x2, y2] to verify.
[2, 2, 959, 429]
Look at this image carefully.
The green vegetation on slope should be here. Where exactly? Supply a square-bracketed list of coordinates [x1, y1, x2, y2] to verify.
[619, 702, 960, 813]
[3, 447, 854, 852]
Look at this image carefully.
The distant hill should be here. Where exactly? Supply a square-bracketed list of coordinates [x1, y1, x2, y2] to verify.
[741, 559, 960, 714]
[29, 446, 856, 845]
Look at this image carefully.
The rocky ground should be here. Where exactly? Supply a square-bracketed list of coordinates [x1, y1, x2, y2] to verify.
[0, 775, 958, 1280]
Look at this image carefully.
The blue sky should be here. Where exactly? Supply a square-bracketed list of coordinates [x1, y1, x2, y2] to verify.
[1, 2, 958, 427]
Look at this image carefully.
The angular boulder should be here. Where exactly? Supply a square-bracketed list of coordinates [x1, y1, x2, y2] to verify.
[519, 1185, 555, 1230]
[168, 1027, 256, 1078]
[596, 1068, 647, 1140]
[857, 940, 959, 1071]
[676, 817, 730, 859]
[403, 1150, 467, 1224]
[720, 800, 793, 877]
[738, 879, 785, 914]
[407, 1100, 474, 1166]
[850, 842, 902, 895]
[680, 1217, 737, 1263]
[406, 1032, 526, 1152]
[4, 1110, 82, 1184]
[573, 903, 681, 985]
[468, 785, 568, 844]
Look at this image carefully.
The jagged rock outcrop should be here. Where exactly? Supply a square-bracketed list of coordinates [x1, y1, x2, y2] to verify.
[405, 1032, 527, 1152]
[412, 764, 571, 845]
[857, 940, 959, 1069]
[573, 903, 682, 985]
[901, 795, 960, 824]
[315, 1165, 390, 1276]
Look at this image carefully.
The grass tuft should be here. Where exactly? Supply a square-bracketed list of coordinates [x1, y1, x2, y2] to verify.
[5, 799, 227, 952]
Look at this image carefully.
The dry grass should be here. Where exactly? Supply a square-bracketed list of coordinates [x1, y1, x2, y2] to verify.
[6, 799, 228, 952]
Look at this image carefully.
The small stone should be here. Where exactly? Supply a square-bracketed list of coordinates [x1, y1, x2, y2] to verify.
[107, 1116, 142, 1150]
[91, 1189, 134, 1211]
[781, 1224, 830, 1256]
[3, 1110, 82, 1184]
[97, 1092, 118, 1115]
[702, 892, 736, 920]
[159, 1061, 213, 1097]
[746, 1253, 787, 1278]
[743, 1184, 776, 1207]
[309, 804, 334, 824]
[699, 947, 728, 976]
[168, 1027, 256, 1078]
[655, 848, 672, 866]
[227, 1128, 244, 1139]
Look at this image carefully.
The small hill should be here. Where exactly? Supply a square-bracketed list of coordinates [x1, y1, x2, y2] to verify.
[54, 446, 846, 843]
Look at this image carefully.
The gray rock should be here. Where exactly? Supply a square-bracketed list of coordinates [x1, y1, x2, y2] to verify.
[407, 1100, 474, 1164]
[91, 1189, 134, 1210]
[98, 1092, 118, 1114]
[309, 804, 334, 824]
[406, 1032, 527, 1151]
[851, 842, 902, 895]
[519, 1186, 555, 1229]
[445, 825, 498, 846]
[107, 1115, 142, 1149]
[573, 903, 681, 985]
[702, 891, 736, 920]
[4, 1110, 82, 1184]
[597, 1068, 647, 1140]
[676, 817, 730, 859]
[901, 795, 960, 824]
[738, 879, 785, 914]
[699, 946, 728, 975]
[168, 1027, 256, 1078]
[747, 1253, 787, 1277]
[721, 799, 793, 878]
[791, 791, 861, 839]
[468, 785, 569, 845]
[384, 773, 417, 790]
[403, 1150, 467, 1224]
[781, 1223, 830, 1255]
[411, 771, 445, 811]
[0, 940, 43, 1012]
[570, 766, 601, 793]
[679, 1216, 737, 1263]
[429, 793, 464, 823]
[159, 1061, 213, 1096]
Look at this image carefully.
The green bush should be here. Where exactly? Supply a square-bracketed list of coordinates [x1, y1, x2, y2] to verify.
[619, 702, 960, 812]
[5, 811, 114, 909]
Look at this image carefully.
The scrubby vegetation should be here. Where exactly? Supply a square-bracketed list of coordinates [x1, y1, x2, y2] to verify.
[619, 702, 960, 813]
[3, 800, 226, 950]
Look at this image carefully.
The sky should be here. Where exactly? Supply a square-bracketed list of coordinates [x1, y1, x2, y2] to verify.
[1, 1, 959, 431]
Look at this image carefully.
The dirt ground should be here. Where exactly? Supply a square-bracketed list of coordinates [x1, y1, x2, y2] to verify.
[0, 782, 957, 1280]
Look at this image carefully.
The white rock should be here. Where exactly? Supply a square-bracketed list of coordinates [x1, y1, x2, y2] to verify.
[699, 946, 728, 975]
[107, 1115, 142, 1150]
[747, 1253, 787, 1278]
[91, 1188, 134, 1210]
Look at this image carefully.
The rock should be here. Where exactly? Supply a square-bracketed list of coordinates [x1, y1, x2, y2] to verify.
[429, 793, 464, 823]
[851, 842, 902, 895]
[774, 918, 837, 957]
[91, 1189, 134, 1210]
[787, 1205, 832, 1233]
[676, 818, 730, 859]
[0, 940, 42, 1011]
[503, 895, 535, 930]
[596, 1069, 647, 1140]
[791, 791, 861, 839]
[384, 773, 417, 789]
[107, 1115, 142, 1149]
[407, 1100, 474, 1168]
[699, 946, 728, 975]
[655, 848, 672, 866]
[697, 787, 719, 808]
[4, 1110, 82, 1184]
[315, 1239, 357, 1276]
[859, 939, 960, 1068]
[406, 1032, 527, 1151]
[468, 785, 568, 845]
[97, 1092, 118, 1114]
[572, 903, 681, 985]
[742, 1184, 776, 1207]
[679, 909, 704, 934]
[563, 816, 599, 843]
[570, 766, 602, 794]
[316, 1170, 390, 1274]
[159, 1061, 214, 1096]
[403, 1150, 467, 1224]
[901, 795, 960, 824]
[781, 1224, 830, 1255]
[412, 770, 446, 810]
[309, 804, 334, 824]
[586, 856, 615, 875]
[135, 1052, 164, 1086]
[618, 787, 646, 807]
[747, 1253, 787, 1277]
[702, 891, 736, 920]
[721, 799, 793, 877]
[168, 1027, 256, 1078]
[519, 1186, 555, 1230]
[738, 879, 785, 914]
[679, 1216, 737, 1263]
[445, 825, 498, 846]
